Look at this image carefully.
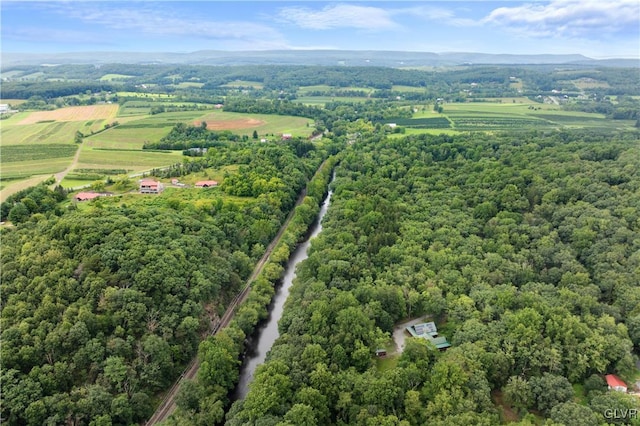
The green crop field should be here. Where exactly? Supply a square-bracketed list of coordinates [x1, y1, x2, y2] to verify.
[172, 82, 205, 88]
[221, 80, 264, 89]
[194, 110, 313, 137]
[391, 85, 427, 92]
[99, 74, 134, 81]
[2, 158, 73, 180]
[1, 144, 78, 163]
[294, 96, 370, 106]
[116, 91, 177, 99]
[76, 146, 183, 170]
[402, 100, 635, 134]
[381, 117, 452, 129]
[1, 115, 108, 146]
[298, 85, 374, 94]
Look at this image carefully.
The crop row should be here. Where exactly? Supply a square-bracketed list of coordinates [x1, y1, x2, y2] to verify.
[384, 117, 452, 128]
[452, 118, 553, 129]
[2, 144, 78, 163]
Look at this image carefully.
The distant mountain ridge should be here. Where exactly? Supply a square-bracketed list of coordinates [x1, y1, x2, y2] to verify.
[2, 50, 638, 68]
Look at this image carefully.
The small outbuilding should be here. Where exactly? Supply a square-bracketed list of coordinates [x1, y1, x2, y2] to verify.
[195, 180, 218, 188]
[75, 192, 111, 202]
[605, 374, 628, 392]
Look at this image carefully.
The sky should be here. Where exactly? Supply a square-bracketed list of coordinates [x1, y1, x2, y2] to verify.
[1, 1, 639, 58]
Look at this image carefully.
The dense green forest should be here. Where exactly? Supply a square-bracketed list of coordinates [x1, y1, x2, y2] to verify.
[2, 60, 639, 425]
[0, 141, 330, 425]
[226, 130, 640, 425]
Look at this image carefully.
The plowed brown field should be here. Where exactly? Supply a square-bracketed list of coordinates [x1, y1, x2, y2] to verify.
[195, 118, 265, 130]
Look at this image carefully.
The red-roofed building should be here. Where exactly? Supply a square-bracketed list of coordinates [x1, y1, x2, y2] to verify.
[605, 374, 627, 392]
[195, 180, 218, 188]
[75, 192, 111, 201]
[139, 180, 164, 194]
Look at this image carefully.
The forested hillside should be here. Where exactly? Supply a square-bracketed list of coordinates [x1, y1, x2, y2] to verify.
[227, 130, 640, 425]
[0, 141, 329, 425]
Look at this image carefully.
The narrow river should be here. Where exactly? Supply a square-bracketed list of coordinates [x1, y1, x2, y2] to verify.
[232, 181, 334, 400]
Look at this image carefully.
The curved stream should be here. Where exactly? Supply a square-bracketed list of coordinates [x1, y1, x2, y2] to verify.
[232, 182, 334, 400]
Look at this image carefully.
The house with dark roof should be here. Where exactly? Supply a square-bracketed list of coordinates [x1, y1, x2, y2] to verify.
[406, 321, 451, 350]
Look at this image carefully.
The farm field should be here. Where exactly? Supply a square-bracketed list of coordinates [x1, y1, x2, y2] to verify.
[74, 146, 183, 173]
[116, 91, 176, 99]
[194, 110, 313, 136]
[172, 82, 205, 88]
[16, 104, 118, 125]
[117, 100, 211, 116]
[1, 115, 109, 146]
[3, 106, 304, 197]
[99, 73, 134, 81]
[423, 100, 633, 132]
[377, 99, 635, 133]
[221, 80, 264, 89]
[0, 99, 27, 106]
[392, 85, 427, 92]
[294, 96, 370, 105]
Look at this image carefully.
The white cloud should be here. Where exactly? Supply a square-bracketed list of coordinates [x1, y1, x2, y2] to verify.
[44, 3, 290, 49]
[483, 0, 640, 37]
[3, 26, 112, 46]
[278, 4, 399, 30]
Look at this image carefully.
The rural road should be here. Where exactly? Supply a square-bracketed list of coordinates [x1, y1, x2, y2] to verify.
[54, 144, 82, 184]
[0, 144, 82, 204]
[146, 180, 314, 425]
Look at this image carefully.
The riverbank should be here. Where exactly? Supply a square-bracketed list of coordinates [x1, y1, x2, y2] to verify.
[147, 155, 340, 425]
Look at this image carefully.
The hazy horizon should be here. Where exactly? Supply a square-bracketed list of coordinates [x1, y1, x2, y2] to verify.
[2, 1, 639, 59]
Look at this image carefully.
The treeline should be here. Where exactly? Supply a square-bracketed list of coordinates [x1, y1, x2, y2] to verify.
[0, 180, 67, 223]
[0, 141, 330, 425]
[143, 123, 240, 150]
[1, 81, 119, 100]
[164, 156, 340, 425]
[4, 64, 638, 104]
[226, 129, 640, 425]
